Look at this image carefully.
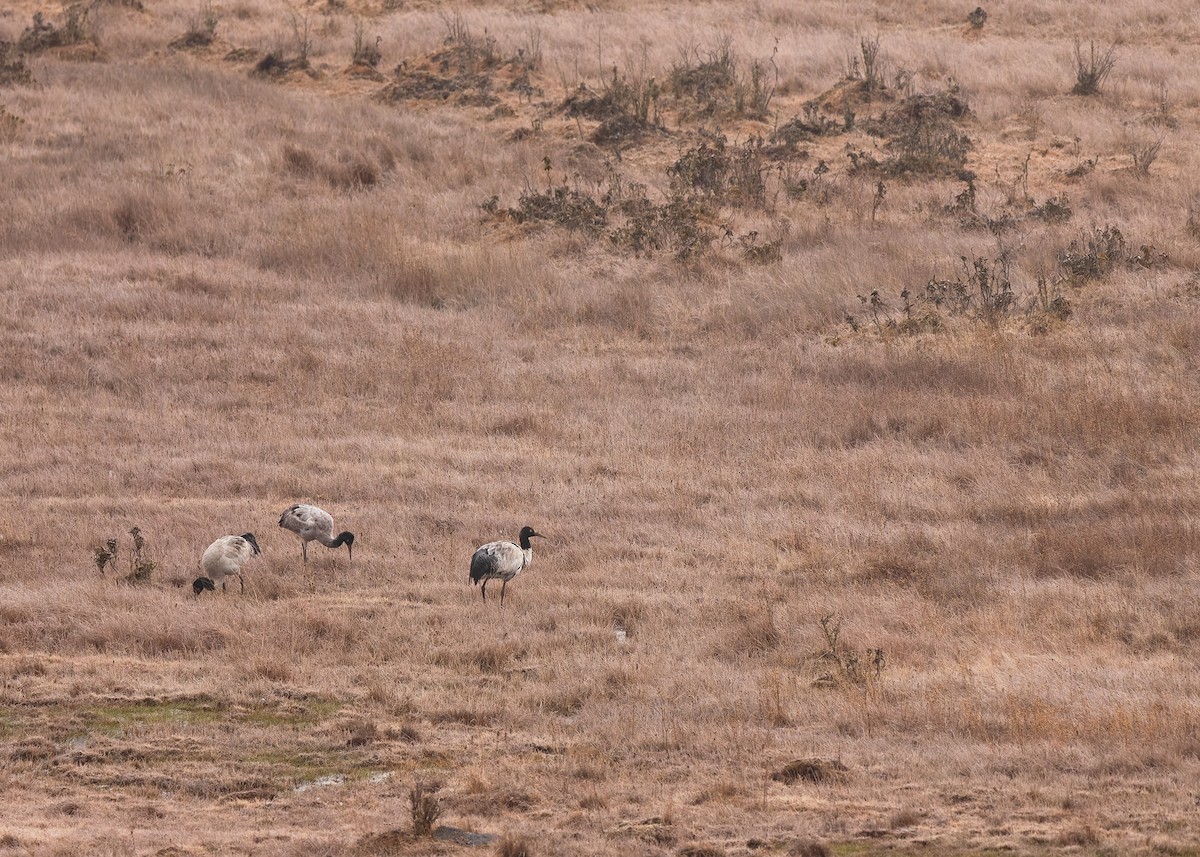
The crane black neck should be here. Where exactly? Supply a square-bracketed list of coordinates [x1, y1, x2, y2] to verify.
[518, 532, 533, 550]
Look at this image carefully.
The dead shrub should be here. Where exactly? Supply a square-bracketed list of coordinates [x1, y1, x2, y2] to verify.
[138, 624, 228, 656]
[1124, 130, 1164, 177]
[409, 782, 441, 836]
[6, 656, 47, 677]
[862, 88, 973, 177]
[351, 19, 382, 68]
[0, 41, 32, 85]
[169, 3, 218, 51]
[562, 66, 662, 145]
[19, 6, 93, 53]
[670, 37, 738, 110]
[1058, 225, 1126, 282]
[1070, 40, 1116, 96]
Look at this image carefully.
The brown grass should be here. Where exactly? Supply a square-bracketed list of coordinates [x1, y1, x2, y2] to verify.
[0, 0, 1198, 854]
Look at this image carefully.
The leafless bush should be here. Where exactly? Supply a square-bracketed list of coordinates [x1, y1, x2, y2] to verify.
[409, 782, 441, 836]
[736, 45, 778, 120]
[1124, 130, 1164, 177]
[169, 3, 218, 50]
[19, 6, 93, 53]
[967, 7, 988, 29]
[845, 35, 885, 92]
[1070, 40, 1116, 96]
[351, 19, 381, 68]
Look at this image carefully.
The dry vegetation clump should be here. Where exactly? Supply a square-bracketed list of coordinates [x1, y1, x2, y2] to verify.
[17, 6, 94, 54]
[168, 3, 218, 52]
[1070, 39, 1117, 96]
[0, 40, 33, 85]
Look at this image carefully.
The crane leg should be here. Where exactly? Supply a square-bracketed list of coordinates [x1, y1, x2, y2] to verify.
[302, 542, 308, 564]
[221, 579, 227, 592]
[481, 579, 488, 602]
[500, 579, 507, 607]
[238, 574, 244, 594]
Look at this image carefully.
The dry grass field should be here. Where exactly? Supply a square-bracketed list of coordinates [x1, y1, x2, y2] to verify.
[2, 0, 1199, 854]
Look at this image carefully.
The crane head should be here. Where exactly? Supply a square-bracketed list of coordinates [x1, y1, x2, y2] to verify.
[193, 577, 216, 596]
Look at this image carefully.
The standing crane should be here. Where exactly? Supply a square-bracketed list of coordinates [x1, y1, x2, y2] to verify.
[470, 526, 543, 606]
[278, 504, 355, 564]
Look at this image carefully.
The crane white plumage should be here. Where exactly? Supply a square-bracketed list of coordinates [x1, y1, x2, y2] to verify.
[470, 526, 543, 606]
[278, 504, 355, 564]
[199, 533, 260, 593]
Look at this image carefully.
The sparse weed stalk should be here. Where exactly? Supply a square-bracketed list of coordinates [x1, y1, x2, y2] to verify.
[283, 1, 313, 65]
[93, 537, 120, 575]
[736, 42, 778, 120]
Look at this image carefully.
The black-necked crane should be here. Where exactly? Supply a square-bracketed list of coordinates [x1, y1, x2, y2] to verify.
[278, 504, 354, 564]
[199, 533, 260, 593]
[470, 526, 543, 606]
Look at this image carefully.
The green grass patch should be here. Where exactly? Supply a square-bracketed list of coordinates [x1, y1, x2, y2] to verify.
[80, 698, 225, 734]
[247, 748, 386, 784]
[239, 698, 341, 727]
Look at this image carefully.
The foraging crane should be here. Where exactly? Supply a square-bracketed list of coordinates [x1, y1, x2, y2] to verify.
[470, 526, 543, 606]
[278, 504, 355, 564]
[200, 533, 260, 593]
